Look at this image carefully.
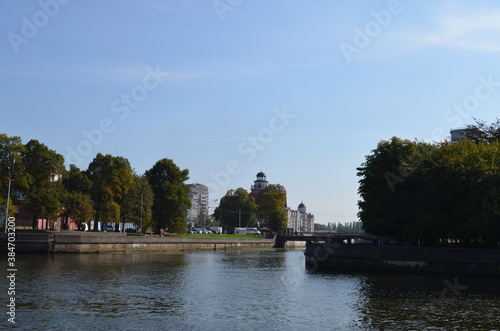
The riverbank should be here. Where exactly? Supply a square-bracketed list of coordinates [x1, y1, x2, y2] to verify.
[0, 230, 275, 253]
[304, 241, 500, 276]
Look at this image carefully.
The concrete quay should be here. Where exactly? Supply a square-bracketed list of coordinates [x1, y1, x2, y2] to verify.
[0, 230, 275, 253]
[304, 241, 500, 276]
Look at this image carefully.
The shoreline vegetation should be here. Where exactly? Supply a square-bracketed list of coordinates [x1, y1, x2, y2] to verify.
[1, 119, 499, 248]
[0, 134, 288, 235]
[357, 119, 500, 249]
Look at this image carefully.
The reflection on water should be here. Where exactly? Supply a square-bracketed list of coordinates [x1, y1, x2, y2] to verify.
[3, 250, 500, 330]
[354, 272, 500, 330]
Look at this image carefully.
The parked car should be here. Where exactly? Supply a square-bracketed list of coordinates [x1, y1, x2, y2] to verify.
[125, 228, 138, 233]
[209, 227, 223, 234]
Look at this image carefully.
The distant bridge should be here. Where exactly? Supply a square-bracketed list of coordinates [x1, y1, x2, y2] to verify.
[274, 231, 380, 248]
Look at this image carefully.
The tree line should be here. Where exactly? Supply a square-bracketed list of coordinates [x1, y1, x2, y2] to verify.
[314, 221, 363, 233]
[0, 134, 191, 234]
[214, 184, 288, 232]
[357, 119, 500, 247]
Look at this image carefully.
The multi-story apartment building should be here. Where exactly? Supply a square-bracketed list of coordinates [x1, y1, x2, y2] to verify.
[187, 183, 209, 226]
[286, 202, 314, 233]
[450, 128, 471, 143]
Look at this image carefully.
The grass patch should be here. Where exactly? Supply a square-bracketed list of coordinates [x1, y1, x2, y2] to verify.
[165, 234, 263, 239]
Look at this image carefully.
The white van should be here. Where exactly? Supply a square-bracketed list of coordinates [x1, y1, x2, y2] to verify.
[246, 228, 261, 235]
[234, 227, 247, 235]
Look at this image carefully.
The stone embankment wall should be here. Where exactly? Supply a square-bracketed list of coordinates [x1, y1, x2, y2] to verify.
[304, 242, 500, 276]
[0, 230, 275, 253]
[284, 241, 306, 249]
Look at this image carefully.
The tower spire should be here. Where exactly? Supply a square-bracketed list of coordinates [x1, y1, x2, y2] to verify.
[250, 170, 269, 199]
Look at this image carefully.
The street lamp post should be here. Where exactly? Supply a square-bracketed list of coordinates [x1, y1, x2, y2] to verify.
[209, 199, 219, 228]
[140, 193, 144, 234]
[4, 166, 12, 233]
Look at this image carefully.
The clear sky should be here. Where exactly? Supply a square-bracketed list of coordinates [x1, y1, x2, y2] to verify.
[2, 0, 500, 225]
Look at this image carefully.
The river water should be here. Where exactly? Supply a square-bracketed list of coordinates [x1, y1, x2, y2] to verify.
[3, 249, 500, 330]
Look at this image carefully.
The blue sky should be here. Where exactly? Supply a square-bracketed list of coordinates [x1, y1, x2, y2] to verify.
[2, 0, 500, 225]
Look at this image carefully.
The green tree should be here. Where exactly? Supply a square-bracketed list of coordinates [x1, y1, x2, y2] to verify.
[357, 137, 432, 240]
[314, 223, 328, 231]
[256, 184, 287, 232]
[358, 136, 500, 247]
[22, 140, 65, 229]
[145, 158, 191, 234]
[215, 188, 257, 230]
[465, 118, 500, 143]
[434, 139, 500, 245]
[120, 175, 153, 233]
[0, 134, 27, 221]
[61, 165, 94, 230]
[86, 153, 134, 231]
